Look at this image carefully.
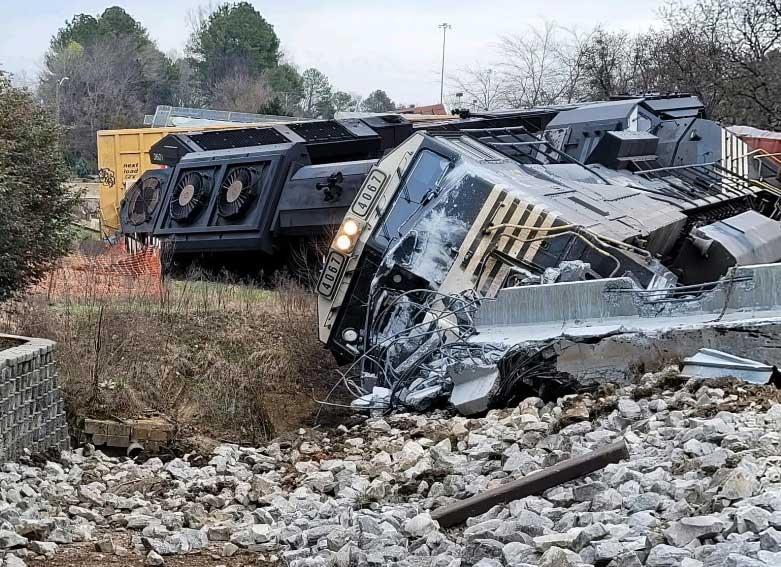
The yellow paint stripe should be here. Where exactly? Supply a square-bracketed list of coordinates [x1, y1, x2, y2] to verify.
[477, 197, 530, 294]
[464, 189, 512, 277]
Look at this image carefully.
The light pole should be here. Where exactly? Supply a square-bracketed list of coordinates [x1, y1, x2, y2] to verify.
[55, 76, 69, 124]
[438, 23, 451, 104]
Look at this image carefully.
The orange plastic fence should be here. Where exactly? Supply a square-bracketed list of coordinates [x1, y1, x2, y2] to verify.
[40, 240, 163, 300]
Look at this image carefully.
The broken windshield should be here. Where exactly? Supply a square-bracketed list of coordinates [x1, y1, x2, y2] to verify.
[373, 149, 451, 251]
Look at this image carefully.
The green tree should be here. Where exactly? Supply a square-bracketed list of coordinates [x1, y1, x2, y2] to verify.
[265, 63, 304, 115]
[0, 76, 76, 301]
[361, 89, 395, 113]
[331, 91, 360, 115]
[48, 6, 152, 61]
[189, 2, 280, 85]
[40, 7, 175, 170]
[49, 14, 99, 54]
[300, 68, 332, 118]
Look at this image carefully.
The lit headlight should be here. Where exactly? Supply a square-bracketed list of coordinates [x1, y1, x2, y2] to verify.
[343, 219, 359, 236]
[335, 234, 353, 252]
[331, 217, 363, 254]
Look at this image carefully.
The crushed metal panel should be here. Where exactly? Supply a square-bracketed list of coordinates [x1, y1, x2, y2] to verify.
[680, 348, 779, 384]
[470, 263, 781, 395]
[672, 210, 781, 285]
[474, 263, 781, 341]
[474, 277, 639, 328]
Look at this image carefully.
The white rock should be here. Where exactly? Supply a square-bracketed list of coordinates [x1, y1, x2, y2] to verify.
[4, 556, 26, 567]
[0, 530, 27, 549]
[28, 541, 58, 557]
[736, 506, 771, 533]
[146, 550, 165, 566]
[664, 516, 728, 547]
[503, 541, 538, 565]
[618, 399, 642, 420]
[646, 544, 691, 567]
[539, 546, 581, 567]
[404, 513, 439, 538]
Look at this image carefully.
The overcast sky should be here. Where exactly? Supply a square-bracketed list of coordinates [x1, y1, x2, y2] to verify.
[0, 0, 672, 105]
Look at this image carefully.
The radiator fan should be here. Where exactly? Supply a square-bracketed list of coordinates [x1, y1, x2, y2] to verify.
[126, 177, 163, 225]
[218, 166, 261, 218]
[170, 171, 210, 222]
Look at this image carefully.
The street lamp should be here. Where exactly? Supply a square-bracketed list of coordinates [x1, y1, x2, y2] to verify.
[438, 23, 451, 105]
[55, 76, 69, 124]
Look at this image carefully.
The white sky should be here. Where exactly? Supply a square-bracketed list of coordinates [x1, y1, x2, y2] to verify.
[0, 0, 672, 105]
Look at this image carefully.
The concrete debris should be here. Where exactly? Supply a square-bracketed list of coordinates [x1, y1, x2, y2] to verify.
[342, 262, 781, 416]
[350, 387, 391, 411]
[0, 369, 778, 566]
[680, 348, 781, 385]
[542, 260, 591, 284]
[448, 363, 500, 416]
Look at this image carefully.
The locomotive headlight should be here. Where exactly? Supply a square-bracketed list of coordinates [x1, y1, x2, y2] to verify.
[343, 219, 359, 236]
[332, 217, 363, 254]
[342, 328, 358, 343]
[335, 234, 353, 252]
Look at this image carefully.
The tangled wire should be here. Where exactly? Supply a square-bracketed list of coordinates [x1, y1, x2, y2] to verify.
[324, 287, 503, 413]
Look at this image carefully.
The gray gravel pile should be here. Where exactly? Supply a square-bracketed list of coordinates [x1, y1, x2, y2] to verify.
[0, 370, 780, 566]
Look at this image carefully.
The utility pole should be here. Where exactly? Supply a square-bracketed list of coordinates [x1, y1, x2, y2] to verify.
[438, 23, 451, 104]
[55, 76, 69, 124]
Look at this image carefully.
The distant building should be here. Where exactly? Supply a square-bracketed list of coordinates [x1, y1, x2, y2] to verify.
[395, 103, 449, 115]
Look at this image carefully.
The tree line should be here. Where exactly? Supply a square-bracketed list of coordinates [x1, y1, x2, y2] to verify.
[25, 0, 781, 175]
[36, 3, 398, 173]
[452, 0, 780, 130]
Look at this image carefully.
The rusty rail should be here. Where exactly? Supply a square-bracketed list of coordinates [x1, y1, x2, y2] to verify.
[431, 439, 629, 527]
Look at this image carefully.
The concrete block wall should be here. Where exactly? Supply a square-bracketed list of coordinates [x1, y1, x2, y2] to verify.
[0, 334, 69, 461]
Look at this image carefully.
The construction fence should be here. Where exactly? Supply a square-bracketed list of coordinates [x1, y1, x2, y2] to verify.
[40, 239, 163, 300]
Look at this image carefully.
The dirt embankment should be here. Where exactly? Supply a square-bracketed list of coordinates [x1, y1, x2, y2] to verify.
[0, 267, 345, 445]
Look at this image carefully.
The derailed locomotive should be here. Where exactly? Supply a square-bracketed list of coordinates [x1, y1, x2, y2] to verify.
[316, 96, 781, 412]
[118, 116, 415, 262]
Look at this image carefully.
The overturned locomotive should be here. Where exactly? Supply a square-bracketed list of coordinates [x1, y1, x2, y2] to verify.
[119, 116, 416, 263]
[316, 95, 781, 413]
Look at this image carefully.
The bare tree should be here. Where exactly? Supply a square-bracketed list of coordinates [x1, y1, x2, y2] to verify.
[40, 35, 165, 167]
[652, 0, 781, 127]
[168, 53, 202, 108]
[210, 70, 272, 113]
[579, 28, 644, 99]
[451, 66, 503, 111]
[497, 21, 591, 107]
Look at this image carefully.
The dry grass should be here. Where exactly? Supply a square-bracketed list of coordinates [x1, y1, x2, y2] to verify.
[0, 266, 341, 444]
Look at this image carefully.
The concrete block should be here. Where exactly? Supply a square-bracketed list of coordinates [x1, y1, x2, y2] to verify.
[83, 419, 108, 436]
[0, 334, 69, 461]
[448, 363, 500, 415]
[105, 434, 131, 448]
[105, 421, 132, 437]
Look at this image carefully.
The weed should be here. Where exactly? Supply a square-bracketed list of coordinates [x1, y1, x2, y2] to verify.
[0, 258, 342, 444]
